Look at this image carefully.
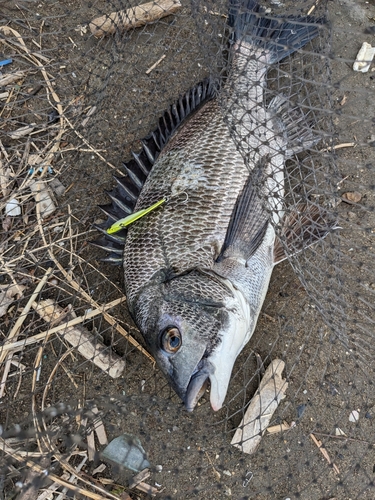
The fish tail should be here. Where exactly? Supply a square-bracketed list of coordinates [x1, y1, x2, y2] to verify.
[228, 0, 322, 64]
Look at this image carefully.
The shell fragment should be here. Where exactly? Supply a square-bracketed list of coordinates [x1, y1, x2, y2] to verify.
[353, 42, 375, 73]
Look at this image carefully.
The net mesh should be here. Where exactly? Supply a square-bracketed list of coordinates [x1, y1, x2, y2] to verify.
[1, 0, 375, 499]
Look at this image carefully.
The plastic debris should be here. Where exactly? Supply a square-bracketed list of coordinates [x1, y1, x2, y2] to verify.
[102, 433, 150, 472]
[29, 180, 56, 218]
[297, 404, 307, 419]
[5, 198, 21, 216]
[353, 42, 375, 73]
[0, 58, 12, 67]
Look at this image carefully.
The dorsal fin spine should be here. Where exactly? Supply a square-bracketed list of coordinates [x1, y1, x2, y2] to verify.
[106, 190, 133, 215]
[93, 224, 126, 244]
[131, 151, 150, 176]
[114, 175, 138, 202]
[123, 165, 143, 190]
[141, 140, 156, 163]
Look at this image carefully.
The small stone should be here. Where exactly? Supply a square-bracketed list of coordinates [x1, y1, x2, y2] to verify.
[342, 191, 362, 204]
[223, 470, 232, 476]
[224, 486, 232, 496]
[155, 465, 163, 472]
[349, 410, 360, 423]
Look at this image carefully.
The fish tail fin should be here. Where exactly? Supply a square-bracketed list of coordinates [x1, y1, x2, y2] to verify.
[228, 0, 323, 64]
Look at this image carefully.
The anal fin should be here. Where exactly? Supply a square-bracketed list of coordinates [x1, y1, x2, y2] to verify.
[274, 203, 338, 264]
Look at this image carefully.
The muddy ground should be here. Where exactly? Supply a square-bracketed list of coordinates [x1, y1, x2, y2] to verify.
[1, 0, 375, 499]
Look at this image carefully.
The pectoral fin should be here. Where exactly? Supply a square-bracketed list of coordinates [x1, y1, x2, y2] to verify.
[274, 203, 338, 264]
[217, 160, 269, 263]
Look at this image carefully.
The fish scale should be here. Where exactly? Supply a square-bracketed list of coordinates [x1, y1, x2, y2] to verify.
[124, 99, 249, 306]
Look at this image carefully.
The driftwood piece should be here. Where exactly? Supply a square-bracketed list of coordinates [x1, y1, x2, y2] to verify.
[231, 359, 288, 454]
[32, 299, 125, 378]
[89, 0, 182, 37]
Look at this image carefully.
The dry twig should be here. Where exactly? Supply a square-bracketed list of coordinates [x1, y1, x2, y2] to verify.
[310, 433, 340, 475]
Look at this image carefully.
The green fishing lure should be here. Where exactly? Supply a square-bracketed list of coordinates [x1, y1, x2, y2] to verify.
[106, 199, 166, 235]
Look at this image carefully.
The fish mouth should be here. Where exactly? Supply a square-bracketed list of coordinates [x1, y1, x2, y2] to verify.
[184, 359, 211, 412]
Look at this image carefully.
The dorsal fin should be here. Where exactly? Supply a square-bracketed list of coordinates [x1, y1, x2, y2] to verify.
[91, 78, 216, 264]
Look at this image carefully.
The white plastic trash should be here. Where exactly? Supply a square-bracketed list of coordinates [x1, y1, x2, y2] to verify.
[5, 198, 21, 216]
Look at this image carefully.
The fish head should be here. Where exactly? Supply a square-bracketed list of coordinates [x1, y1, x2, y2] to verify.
[134, 270, 252, 412]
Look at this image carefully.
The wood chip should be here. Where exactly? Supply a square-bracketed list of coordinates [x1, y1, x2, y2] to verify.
[87, 428, 96, 462]
[134, 482, 158, 497]
[339, 95, 347, 106]
[81, 105, 97, 127]
[32, 299, 126, 378]
[231, 359, 288, 454]
[266, 421, 291, 434]
[128, 468, 151, 489]
[92, 463, 106, 475]
[91, 406, 108, 445]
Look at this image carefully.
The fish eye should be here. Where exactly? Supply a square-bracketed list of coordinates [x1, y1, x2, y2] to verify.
[160, 326, 182, 354]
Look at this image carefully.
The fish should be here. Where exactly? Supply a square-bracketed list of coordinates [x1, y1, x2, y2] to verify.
[93, 0, 334, 411]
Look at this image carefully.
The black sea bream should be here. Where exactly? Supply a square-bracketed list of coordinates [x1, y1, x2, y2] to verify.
[94, 0, 333, 411]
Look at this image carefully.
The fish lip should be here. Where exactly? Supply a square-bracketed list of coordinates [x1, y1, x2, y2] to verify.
[184, 359, 211, 412]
